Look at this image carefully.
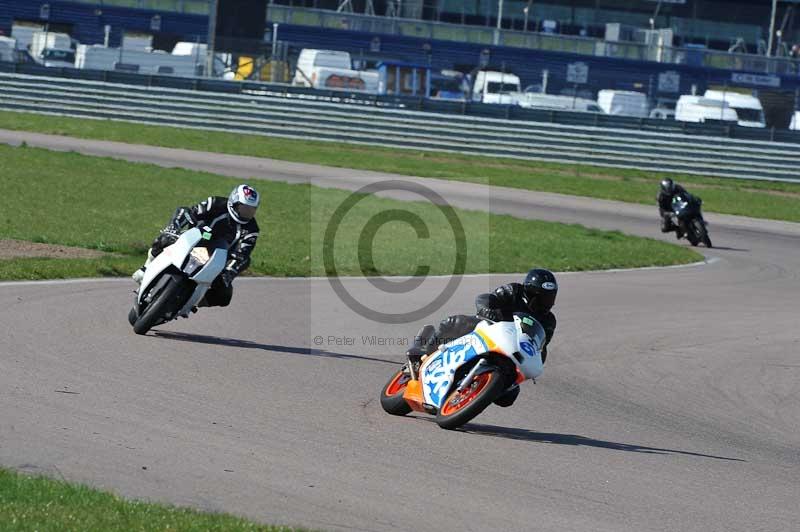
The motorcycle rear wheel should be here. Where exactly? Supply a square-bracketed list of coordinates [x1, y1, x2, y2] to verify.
[133, 275, 185, 335]
[435, 368, 505, 430]
[380, 369, 413, 416]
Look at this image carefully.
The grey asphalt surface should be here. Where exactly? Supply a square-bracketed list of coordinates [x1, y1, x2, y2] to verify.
[1, 130, 799, 531]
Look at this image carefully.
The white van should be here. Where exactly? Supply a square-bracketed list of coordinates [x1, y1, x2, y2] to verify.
[472, 71, 521, 104]
[518, 92, 603, 113]
[703, 90, 765, 128]
[0, 36, 16, 62]
[292, 48, 378, 92]
[675, 95, 738, 124]
[789, 111, 800, 131]
[597, 90, 649, 118]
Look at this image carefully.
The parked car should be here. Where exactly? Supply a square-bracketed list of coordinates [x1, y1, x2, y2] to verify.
[649, 107, 676, 120]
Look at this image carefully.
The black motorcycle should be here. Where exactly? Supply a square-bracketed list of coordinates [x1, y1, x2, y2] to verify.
[671, 194, 712, 248]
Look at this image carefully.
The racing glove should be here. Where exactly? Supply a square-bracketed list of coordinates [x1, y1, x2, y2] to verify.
[477, 307, 503, 322]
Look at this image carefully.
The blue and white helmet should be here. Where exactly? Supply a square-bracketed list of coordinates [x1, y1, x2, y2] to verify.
[227, 184, 260, 224]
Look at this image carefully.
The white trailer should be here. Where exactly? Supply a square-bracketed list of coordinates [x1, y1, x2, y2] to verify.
[76, 45, 203, 77]
[597, 90, 649, 118]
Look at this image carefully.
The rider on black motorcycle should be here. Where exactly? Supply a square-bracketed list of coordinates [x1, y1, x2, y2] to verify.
[657, 178, 699, 239]
[132, 184, 261, 308]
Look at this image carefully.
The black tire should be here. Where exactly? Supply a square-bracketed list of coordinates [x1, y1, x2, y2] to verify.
[127, 306, 138, 326]
[435, 367, 506, 430]
[380, 370, 413, 416]
[686, 223, 700, 246]
[133, 275, 186, 335]
[695, 220, 712, 248]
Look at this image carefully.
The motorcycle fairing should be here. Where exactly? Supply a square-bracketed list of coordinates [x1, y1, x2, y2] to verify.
[138, 228, 203, 305]
[137, 227, 228, 317]
[176, 248, 227, 316]
[420, 331, 487, 408]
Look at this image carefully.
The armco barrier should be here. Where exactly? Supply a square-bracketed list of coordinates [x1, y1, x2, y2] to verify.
[4, 61, 800, 145]
[0, 72, 797, 182]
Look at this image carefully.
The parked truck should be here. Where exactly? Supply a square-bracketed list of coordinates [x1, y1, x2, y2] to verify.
[675, 95, 738, 124]
[703, 90, 765, 128]
[292, 49, 379, 93]
[471, 70, 521, 104]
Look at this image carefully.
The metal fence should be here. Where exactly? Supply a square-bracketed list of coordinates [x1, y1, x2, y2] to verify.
[0, 71, 797, 182]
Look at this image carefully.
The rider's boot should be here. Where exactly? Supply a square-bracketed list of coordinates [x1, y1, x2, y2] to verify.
[494, 384, 520, 407]
[131, 249, 154, 284]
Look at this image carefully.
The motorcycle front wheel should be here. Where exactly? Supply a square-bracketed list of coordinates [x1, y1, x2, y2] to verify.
[380, 369, 413, 416]
[435, 367, 505, 430]
[133, 274, 186, 335]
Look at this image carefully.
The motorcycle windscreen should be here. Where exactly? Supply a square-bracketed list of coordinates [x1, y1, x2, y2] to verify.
[190, 248, 227, 284]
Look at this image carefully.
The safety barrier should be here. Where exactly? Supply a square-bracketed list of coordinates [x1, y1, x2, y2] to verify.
[0, 72, 797, 182]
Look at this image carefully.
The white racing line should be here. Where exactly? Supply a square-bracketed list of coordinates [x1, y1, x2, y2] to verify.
[0, 256, 720, 288]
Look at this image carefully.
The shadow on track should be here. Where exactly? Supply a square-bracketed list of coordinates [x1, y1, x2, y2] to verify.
[460, 423, 745, 462]
[707, 246, 749, 252]
[153, 330, 398, 365]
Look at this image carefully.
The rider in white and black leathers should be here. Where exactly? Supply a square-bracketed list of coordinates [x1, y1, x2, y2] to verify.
[408, 268, 558, 407]
[132, 184, 260, 308]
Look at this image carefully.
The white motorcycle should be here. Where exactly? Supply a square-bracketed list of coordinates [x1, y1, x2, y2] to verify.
[128, 226, 228, 335]
[380, 313, 545, 430]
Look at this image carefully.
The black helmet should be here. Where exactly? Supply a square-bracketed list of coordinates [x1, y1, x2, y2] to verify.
[660, 178, 675, 195]
[523, 268, 558, 312]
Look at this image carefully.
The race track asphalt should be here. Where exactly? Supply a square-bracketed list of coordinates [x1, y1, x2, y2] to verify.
[1, 130, 799, 532]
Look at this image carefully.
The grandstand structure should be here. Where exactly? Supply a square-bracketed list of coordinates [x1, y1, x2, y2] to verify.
[1, 0, 799, 110]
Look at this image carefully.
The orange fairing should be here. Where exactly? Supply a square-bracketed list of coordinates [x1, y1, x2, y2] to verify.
[402, 380, 427, 412]
[515, 369, 526, 384]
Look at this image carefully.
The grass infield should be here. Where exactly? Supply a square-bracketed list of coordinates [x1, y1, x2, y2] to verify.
[0, 467, 306, 532]
[0, 110, 798, 222]
[0, 144, 700, 280]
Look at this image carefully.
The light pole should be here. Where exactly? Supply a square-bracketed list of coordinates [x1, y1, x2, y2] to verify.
[494, 0, 504, 45]
[206, 0, 218, 77]
[523, 1, 531, 33]
[767, 0, 778, 57]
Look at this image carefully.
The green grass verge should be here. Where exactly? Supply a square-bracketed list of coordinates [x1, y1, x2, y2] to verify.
[0, 144, 700, 280]
[0, 467, 304, 531]
[1, 110, 799, 222]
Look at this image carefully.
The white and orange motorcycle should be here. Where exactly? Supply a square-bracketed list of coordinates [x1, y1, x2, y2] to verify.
[380, 313, 545, 430]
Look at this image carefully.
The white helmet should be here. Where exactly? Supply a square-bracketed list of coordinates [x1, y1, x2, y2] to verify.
[227, 184, 260, 224]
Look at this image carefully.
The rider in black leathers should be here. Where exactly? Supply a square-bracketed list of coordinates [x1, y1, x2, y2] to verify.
[657, 178, 697, 238]
[408, 268, 558, 407]
[132, 184, 260, 308]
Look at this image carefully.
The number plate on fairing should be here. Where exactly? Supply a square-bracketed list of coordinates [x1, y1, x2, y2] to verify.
[421, 332, 487, 407]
